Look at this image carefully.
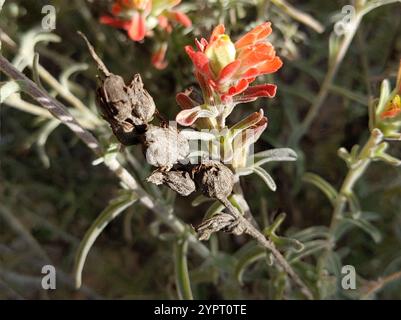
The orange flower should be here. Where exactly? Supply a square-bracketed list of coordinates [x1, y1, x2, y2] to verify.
[184, 22, 282, 103]
[100, 0, 191, 42]
[381, 95, 401, 120]
[151, 42, 168, 70]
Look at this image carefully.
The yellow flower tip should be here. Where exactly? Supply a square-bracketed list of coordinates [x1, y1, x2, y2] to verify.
[205, 34, 236, 77]
[394, 94, 401, 106]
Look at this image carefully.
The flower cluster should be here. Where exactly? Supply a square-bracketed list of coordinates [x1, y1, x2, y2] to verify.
[176, 22, 282, 129]
[100, 0, 191, 69]
[182, 22, 282, 105]
[175, 22, 282, 171]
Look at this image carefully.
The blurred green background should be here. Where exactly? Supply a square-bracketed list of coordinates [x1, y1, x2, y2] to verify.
[1, 0, 401, 299]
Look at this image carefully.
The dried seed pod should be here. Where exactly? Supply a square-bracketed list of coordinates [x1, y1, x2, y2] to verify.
[195, 212, 246, 240]
[128, 74, 156, 125]
[193, 160, 234, 200]
[144, 125, 189, 169]
[147, 169, 196, 196]
[195, 212, 235, 241]
[79, 32, 155, 145]
[96, 72, 156, 146]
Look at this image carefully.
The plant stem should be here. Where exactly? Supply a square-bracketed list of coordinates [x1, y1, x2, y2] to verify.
[220, 198, 314, 300]
[2, 29, 101, 126]
[292, 0, 401, 143]
[269, 0, 324, 33]
[0, 53, 210, 259]
[360, 270, 401, 299]
[317, 128, 383, 295]
[291, 14, 362, 145]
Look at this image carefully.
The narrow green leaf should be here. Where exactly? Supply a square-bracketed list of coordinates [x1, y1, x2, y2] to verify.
[32, 53, 44, 90]
[254, 148, 297, 167]
[264, 212, 286, 236]
[204, 201, 225, 220]
[229, 109, 264, 140]
[326, 251, 343, 281]
[251, 166, 277, 191]
[228, 194, 244, 214]
[375, 152, 401, 166]
[235, 245, 267, 285]
[288, 240, 328, 264]
[36, 119, 60, 168]
[0, 80, 26, 103]
[375, 79, 391, 115]
[270, 233, 304, 252]
[59, 63, 88, 90]
[328, 32, 341, 68]
[341, 218, 382, 243]
[175, 238, 193, 300]
[303, 172, 338, 206]
[191, 195, 213, 207]
[344, 192, 361, 219]
[337, 147, 352, 165]
[13, 29, 61, 71]
[73, 192, 137, 289]
[288, 226, 330, 242]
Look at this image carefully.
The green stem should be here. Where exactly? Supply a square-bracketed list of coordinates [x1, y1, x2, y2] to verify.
[293, 14, 362, 145]
[292, 0, 401, 144]
[317, 128, 383, 296]
[269, 0, 324, 33]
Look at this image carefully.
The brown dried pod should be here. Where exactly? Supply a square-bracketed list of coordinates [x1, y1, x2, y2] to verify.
[192, 160, 234, 200]
[195, 212, 245, 241]
[147, 169, 196, 196]
[144, 125, 189, 169]
[97, 73, 155, 126]
[128, 74, 156, 125]
[96, 74, 144, 145]
[79, 32, 155, 145]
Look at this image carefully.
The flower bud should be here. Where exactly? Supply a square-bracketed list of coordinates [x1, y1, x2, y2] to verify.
[205, 34, 236, 77]
[380, 95, 401, 120]
[375, 62, 401, 139]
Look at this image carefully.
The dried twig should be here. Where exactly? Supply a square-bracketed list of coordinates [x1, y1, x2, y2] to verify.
[0, 53, 210, 259]
[360, 270, 401, 299]
[196, 196, 314, 300]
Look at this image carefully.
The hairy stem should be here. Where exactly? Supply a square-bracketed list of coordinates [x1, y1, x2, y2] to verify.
[0, 53, 210, 259]
[360, 270, 401, 299]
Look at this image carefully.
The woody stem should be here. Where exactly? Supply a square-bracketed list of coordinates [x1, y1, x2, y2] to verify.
[0, 53, 210, 259]
[220, 197, 314, 300]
